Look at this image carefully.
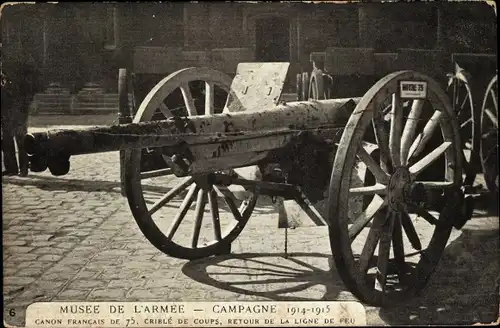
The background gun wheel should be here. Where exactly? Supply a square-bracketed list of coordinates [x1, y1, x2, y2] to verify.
[447, 64, 480, 187]
[480, 75, 498, 195]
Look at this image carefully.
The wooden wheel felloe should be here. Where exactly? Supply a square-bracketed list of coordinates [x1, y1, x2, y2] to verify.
[296, 73, 303, 101]
[309, 68, 325, 100]
[302, 72, 310, 101]
[480, 74, 498, 194]
[447, 63, 480, 186]
[328, 71, 463, 306]
[124, 67, 258, 260]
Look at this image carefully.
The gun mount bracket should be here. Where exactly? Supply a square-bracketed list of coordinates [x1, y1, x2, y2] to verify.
[162, 140, 194, 177]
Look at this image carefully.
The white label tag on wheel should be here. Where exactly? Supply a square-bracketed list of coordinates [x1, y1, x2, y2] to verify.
[399, 80, 427, 99]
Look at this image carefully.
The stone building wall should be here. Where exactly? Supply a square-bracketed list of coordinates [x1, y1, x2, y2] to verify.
[2, 2, 496, 95]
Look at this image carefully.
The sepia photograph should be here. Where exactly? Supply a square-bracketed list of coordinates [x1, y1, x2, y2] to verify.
[2, 1, 498, 326]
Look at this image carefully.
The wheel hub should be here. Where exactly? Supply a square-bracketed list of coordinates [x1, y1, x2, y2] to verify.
[387, 167, 412, 211]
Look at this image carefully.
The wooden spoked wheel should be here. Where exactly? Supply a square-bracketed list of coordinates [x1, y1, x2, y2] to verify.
[447, 65, 480, 186]
[328, 71, 463, 306]
[124, 67, 258, 260]
[480, 75, 498, 194]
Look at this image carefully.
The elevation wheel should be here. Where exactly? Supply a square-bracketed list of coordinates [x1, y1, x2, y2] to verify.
[480, 74, 498, 194]
[309, 69, 334, 100]
[328, 71, 463, 306]
[309, 68, 326, 100]
[124, 67, 258, 260]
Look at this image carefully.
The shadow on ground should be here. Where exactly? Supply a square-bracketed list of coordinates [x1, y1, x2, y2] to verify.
[379, 226, 499, 325]
[471, 192, 499, 217]
[2, 175, 173, 195]
[3, 175, 126, 193]
[182, 252, 347, 301]
[182, 221, 499, 325]
[2, 175, 278, 215]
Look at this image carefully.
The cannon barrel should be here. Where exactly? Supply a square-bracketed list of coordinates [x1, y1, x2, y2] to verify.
[25, 98, 360, 175]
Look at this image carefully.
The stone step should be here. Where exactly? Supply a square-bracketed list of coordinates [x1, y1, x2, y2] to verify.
[37, 111, 72, 115]
[79, 83, 105, 92]
[72, 107, 119, 114]
[74, 102, 132, 108]
[76, 96, 133, 103]
[77, 92, 131, 96]
[37, 108, 72, 114]
[35, 94, 72, 99]
[79, 88, 105, 93]
[36, 102, 71, 108]
[35, 101, 72, 106]
[36, 103, 70, 108]
[75, 98, 133, 106]
[44, 90, 71, 95]
[76, 93, 132, 98]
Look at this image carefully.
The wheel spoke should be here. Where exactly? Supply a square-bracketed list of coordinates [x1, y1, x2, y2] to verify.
[357, 144, 390, 184]
[349, 184, 387, 196]
[392, 214, 408, 284]
[489, 88, 498, 112]
[484, 108, 499, 129]
[148, 177, 194, 215]
[401, 210, 422, 250]
[349, 195, 386, 241]
[180, 83, 198, 116]
[401, 99, 424, 166]
[141, 168, 172, 179]
[408, 205, 439, 226]
[389, 93, 403, 167]
[208, 188, 222, 241]
[372, 117, 391, 172]
[205, 81, 215, 115]
[240, 198, 255, 221]
[409, 141, 451, 176]
[213, 185, 243, 221]
[408, 110, 442, 160]
[481, 129, 497, 140]
[191, 189, 207, 248]
[382, 103, 392, 115]
[158, 102, 173, 118]
[484, 146, 498, 163]
[458, 90, 470, 112]
[452, 81, 460, 112]
[165, 184, 198, 239]
[460, 117, 473, 129]
[375, 211, 395, 292]
[358, 209, 388, 274]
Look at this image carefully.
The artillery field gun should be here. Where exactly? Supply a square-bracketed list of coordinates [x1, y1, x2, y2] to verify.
[24, 62, 495, 306]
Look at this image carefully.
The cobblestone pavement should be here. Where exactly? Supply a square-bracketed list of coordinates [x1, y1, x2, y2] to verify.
[2, 116, 499, 326]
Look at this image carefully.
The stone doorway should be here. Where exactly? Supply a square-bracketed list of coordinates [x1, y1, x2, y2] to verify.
[255, 17, 290, 62]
